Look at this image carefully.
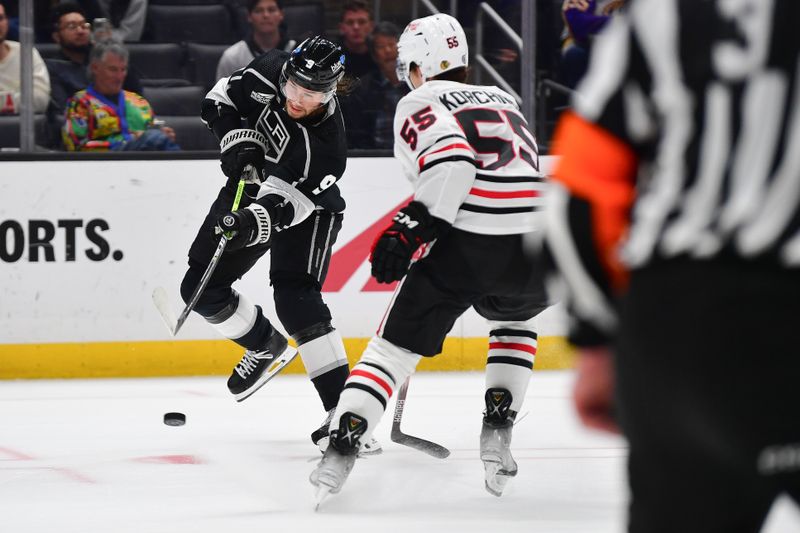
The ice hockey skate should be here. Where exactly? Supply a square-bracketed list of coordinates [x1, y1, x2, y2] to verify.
[480, 388, 518, 497]
[310, 412, 366, 509]
[227, 329, 298, 401]
[312, 408, 382, 456]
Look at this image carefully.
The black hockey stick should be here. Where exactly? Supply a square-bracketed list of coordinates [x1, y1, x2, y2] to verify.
[391, 377, 450, 459]
[152, 168, 250, 336]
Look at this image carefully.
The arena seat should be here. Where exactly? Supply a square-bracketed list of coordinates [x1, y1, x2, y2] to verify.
[127, 43, 187, 86]
[185, 43, 229, 90]
[143, 85, 206, 116]
[144, 4, 236, 44]
[158, 115, 218, 151]
[0, 115, 50, 150]
[35, 43, 61, 60]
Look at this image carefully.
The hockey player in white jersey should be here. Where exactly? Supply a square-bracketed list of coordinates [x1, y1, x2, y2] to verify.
[310, 13, 550, 504]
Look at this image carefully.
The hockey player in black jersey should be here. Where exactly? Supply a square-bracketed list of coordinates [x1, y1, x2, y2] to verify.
[180, 36, 378, 453]
[310, 15, 550, 505]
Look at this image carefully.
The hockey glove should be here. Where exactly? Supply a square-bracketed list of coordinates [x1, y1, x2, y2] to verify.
[216, 204, 273, 251]
[370, 201, 440, 283]
[219, 129, 268, 180]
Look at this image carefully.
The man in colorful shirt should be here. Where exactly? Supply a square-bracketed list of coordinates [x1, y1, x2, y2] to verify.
[62, 40, 179, 151]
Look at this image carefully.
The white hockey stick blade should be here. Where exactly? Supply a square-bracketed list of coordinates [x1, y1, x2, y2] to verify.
[151, 286, 178, 335]
[233, 346, 300, 402]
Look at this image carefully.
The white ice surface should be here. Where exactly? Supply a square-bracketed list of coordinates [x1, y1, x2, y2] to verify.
[1, 371, 798, 533]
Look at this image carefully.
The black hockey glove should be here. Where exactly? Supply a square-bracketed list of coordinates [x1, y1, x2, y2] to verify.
[215, 204, 273, 251]
[370, 201, 440, 283]
[219, 129, 268, 180]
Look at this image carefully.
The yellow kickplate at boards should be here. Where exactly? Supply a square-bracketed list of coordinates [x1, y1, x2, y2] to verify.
[0, 337, 574, 379]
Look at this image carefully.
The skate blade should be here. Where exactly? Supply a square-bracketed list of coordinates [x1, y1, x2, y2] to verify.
[233, 346, 299, 402]
[482, 455, 516, 497]
[314, 485, 331, 511]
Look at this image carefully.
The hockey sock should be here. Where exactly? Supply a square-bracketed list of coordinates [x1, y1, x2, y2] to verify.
[206, 292, 275, 351]
[333, 336, 421, 443]
[485, 320, 537, 414]
[293, 324, 350, 411]
[312, 366, 349, 411]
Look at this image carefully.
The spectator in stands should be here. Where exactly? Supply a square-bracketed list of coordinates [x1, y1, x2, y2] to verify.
[62, 41, 178, 151]
[216, 0, 295, 80]
[560, 0, 626, 88]
[45, 3, 142, 147]
[47, 3, 142, 115]
[342, 21, 407, 149]
[1, 0, 56, 43]
[337, 0, 378, 79]
[71, 0, 147, 42]
[0, 1, 51, 114]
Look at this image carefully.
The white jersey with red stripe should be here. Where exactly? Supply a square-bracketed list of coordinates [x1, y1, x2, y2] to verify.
[392, 79, 545, 235]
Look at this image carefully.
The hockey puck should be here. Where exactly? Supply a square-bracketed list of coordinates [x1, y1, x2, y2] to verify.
[163, 412, 186, 426]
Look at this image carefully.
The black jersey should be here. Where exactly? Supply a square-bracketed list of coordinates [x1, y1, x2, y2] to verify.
[201, 49, 347, 213]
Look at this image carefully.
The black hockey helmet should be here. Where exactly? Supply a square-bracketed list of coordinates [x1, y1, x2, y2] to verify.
[281, 36, 345, 100]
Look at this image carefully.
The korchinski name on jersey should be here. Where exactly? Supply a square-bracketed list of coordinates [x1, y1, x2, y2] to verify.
[438, 88, 516, 111]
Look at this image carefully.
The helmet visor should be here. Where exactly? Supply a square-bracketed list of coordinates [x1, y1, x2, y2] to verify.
[281, 77, 332, 105]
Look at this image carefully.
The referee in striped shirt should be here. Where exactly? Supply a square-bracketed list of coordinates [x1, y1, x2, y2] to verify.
[546, 0, 800, 531]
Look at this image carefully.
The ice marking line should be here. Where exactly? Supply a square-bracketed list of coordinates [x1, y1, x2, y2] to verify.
[50, 467, 97, 484]
[0, 466, 97, 484]
[180, 389, 214, 397]
[133, 455, 205, 465]
[0, 447, 96, 483]
[0, 446, 35, 460]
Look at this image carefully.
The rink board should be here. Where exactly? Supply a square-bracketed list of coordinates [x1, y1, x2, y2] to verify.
[0, 157, 569, 378]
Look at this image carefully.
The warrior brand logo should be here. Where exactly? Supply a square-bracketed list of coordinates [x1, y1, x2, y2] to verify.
[0, 218, 121, 263]
[758, 443, 800, 475]
[256, 107, 290, 163]
[222, 215, 235, 226]
[249, 91, 274, 105]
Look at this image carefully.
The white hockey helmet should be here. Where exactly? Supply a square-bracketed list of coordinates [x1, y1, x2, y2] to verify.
[396, 13, 469, 90]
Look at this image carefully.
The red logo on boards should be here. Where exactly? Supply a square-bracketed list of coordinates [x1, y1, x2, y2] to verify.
[322, 196, 412, 293]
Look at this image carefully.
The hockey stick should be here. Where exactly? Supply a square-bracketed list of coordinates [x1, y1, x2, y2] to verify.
[391, 377, 450, 459]
[152, 170, 249, 336]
